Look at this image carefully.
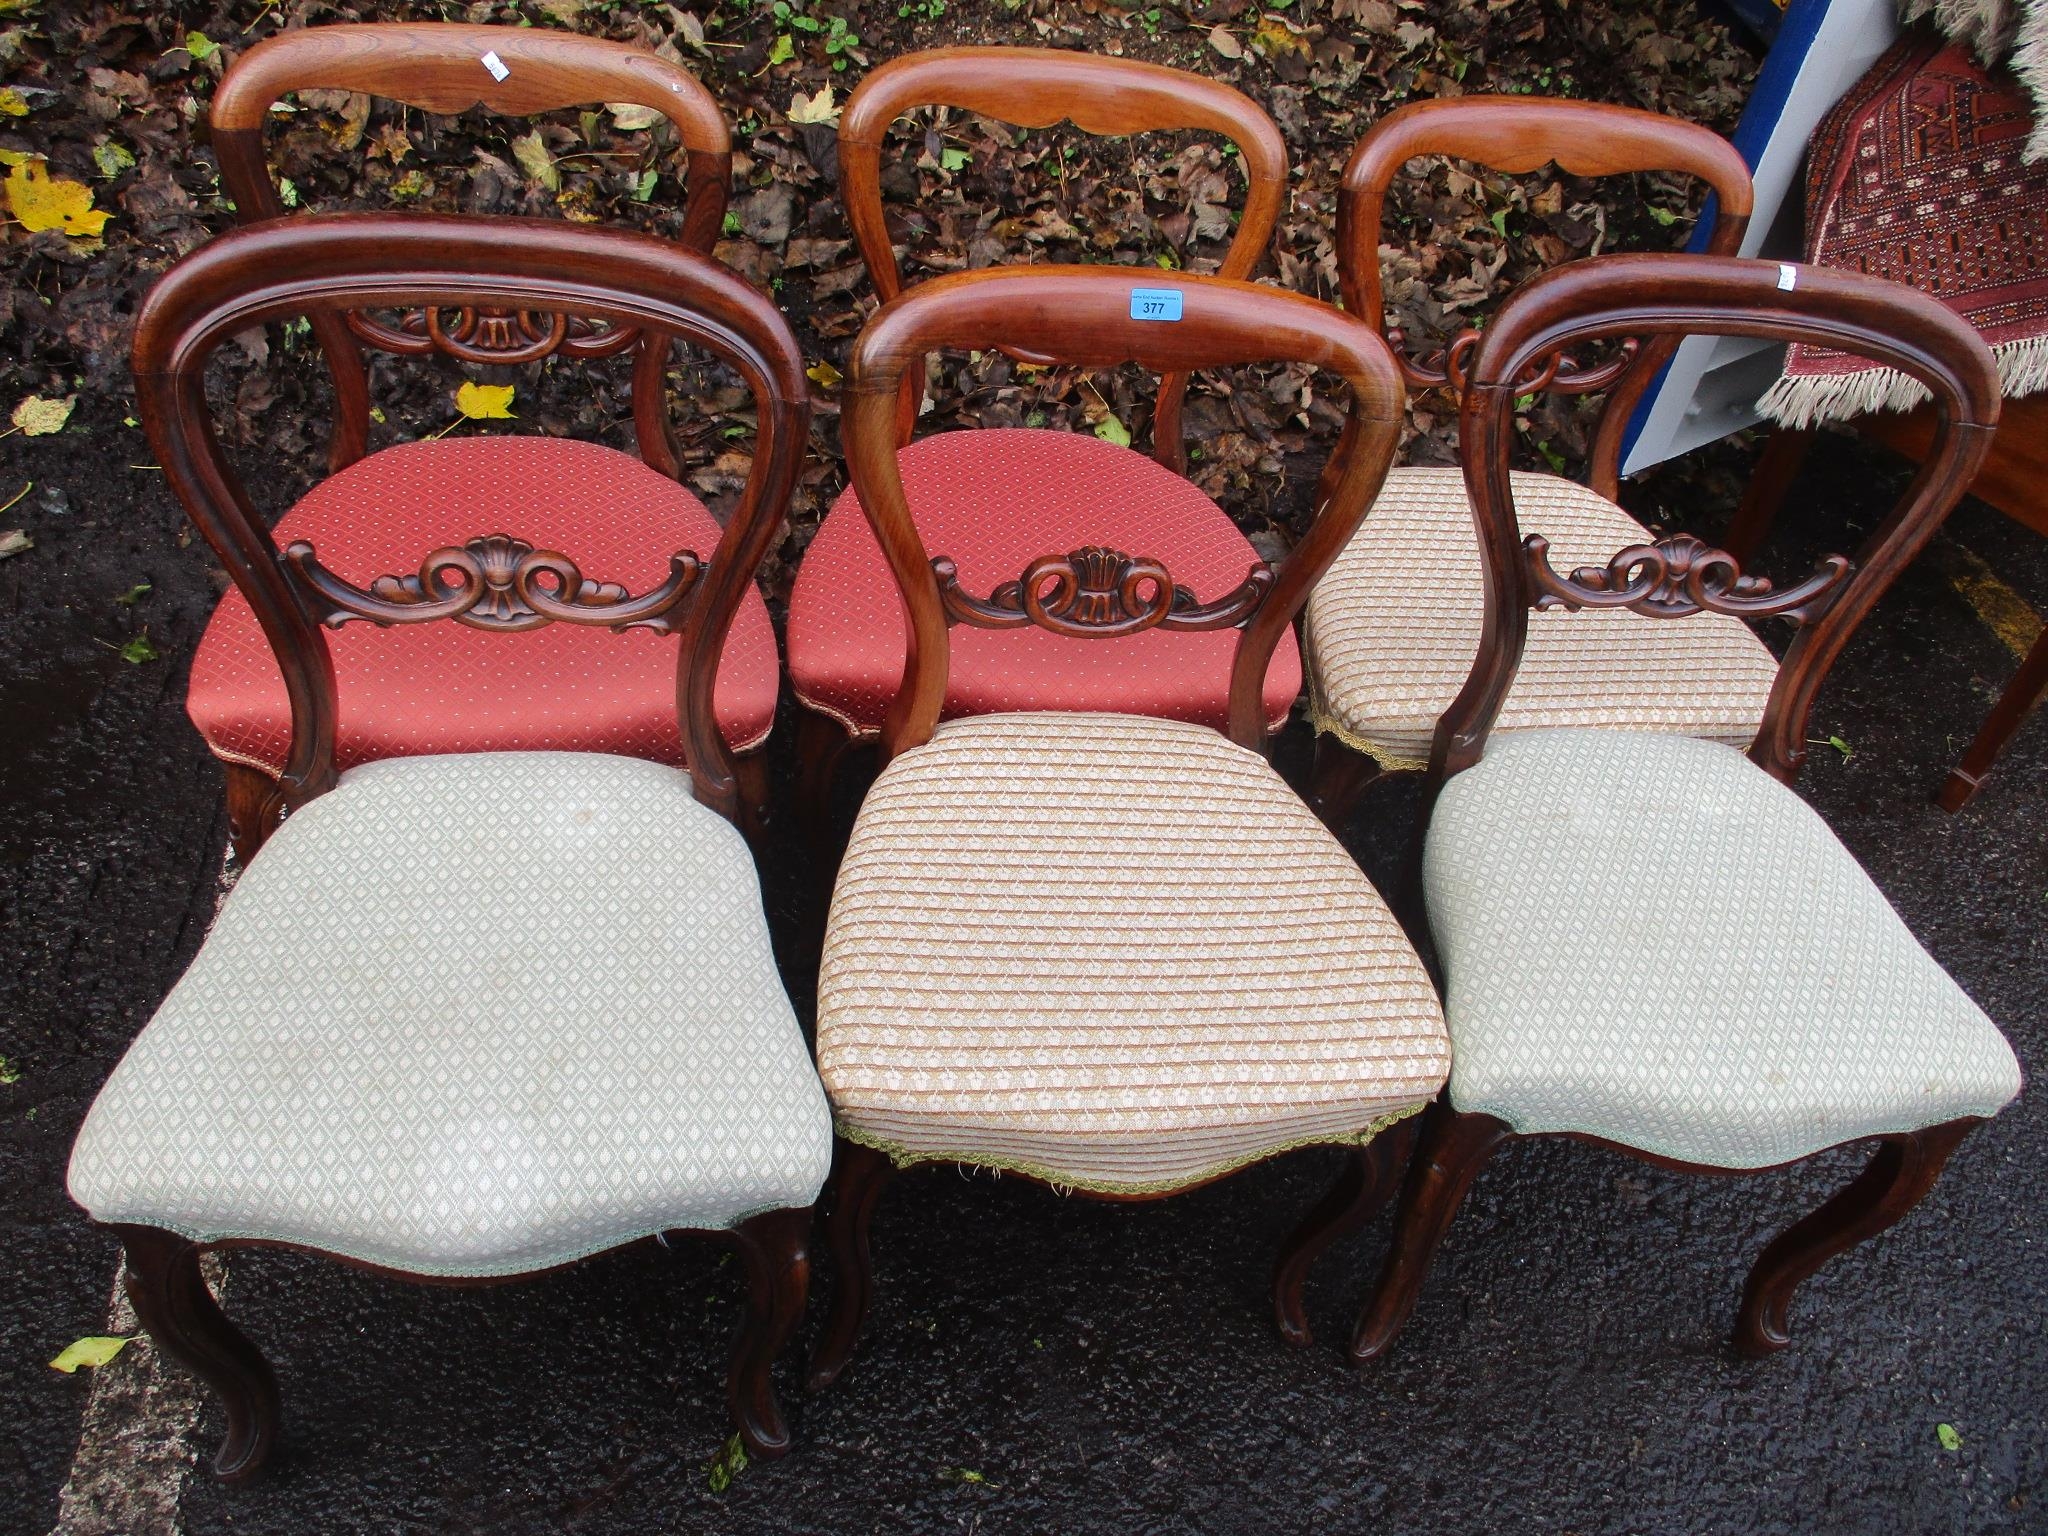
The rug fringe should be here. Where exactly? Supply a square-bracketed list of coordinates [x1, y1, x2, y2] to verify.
[1899, 0, 2048, 161]
[1758, 333, 2048, 426]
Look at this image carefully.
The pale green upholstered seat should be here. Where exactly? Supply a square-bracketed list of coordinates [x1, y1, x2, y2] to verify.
[1424, 729, 2022, 1169]
[69, 751, 834, 1277]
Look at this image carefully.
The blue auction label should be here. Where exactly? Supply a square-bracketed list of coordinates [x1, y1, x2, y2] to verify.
[1129, 287, 1185, 322]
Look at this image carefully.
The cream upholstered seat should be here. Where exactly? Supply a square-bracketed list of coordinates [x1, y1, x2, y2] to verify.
[1424, 730, 2022, 1169]
[815, 712, 1451, 1194]
[69, 752, 834, 1278]
[1304, 468, 1781, 768]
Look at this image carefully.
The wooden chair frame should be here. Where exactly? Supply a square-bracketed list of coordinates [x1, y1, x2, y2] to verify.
[212, 22, 733, 478]
[125, 213, 814, 1473]
[1307, 98, 1755, 829]
[806, 265, 1407, 1390]
[793, 49, 1289, 830]
[1326, 253, 2002, 1364]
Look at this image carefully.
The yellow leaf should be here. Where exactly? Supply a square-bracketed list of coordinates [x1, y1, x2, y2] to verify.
[787, 85, 839, 126]
[805, 359, 842, 390]
[5, 159, 111, 237]
[510, 130, 559, 192]
[11, 394, 75, 435]
[50, 1336, 131, 1373]
[607, 102, 664, 131]
[455, 382, 516, 420]
[0, 88, 28, 117]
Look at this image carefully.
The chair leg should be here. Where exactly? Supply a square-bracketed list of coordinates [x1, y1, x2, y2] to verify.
[221, 762, 280, 868]
[1734, 1118, 1981, 1358]
[1272, 1114, 1420, 1348]
[1349, 1107, 1511, 1364]
[1937, 624, 2048, 812]
[1304, 731, 1382, 837]
[723, 1207, 812, 1459]
[805, 1139, 896, 1394]
[794, 705, 854, 858]
[112, 1225, 280, 1483]
[1723, 426, 1813, 566]
[732, 749, 772, 845]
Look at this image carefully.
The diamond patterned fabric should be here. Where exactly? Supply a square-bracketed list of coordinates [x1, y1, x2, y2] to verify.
[186, 437, 781, 778]
[1425, 730, 2022, 1168]
[816, 712, 1448, 1193]
[68, 752, 833, 1276]
[786, 429, 1301, 736]
[1303, 468, 1780, 767]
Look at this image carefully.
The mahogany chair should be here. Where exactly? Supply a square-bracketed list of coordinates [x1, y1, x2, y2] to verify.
[198, 25, 765, 858]
[1300, 98, 1762, 830]
[66, 215, 831, 1478]
[803, 266, 1451, 1392]
[785, 49, 1291, 825]
[1318, 254, 2021, 1365]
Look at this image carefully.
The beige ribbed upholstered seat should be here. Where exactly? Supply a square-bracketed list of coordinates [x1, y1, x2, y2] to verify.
[1304, 468, 1780, 768]
[814, 712, 1451, 1194]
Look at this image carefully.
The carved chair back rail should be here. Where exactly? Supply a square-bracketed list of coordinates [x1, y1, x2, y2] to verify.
[1337, 96, 1755, 499]
[838, 47, 1289, 469]
[838, 265, 1406, 758]
[131, 211, 809, 825]
[1438, 252, 2000, 784]
[211, 23, 733, 474]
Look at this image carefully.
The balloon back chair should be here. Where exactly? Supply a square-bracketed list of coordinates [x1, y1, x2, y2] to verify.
[67, 215, 832, 1478]
[803, 266, 1453, 1392]
[1323, 254, 2022, 1365]
[1301, 98, 1762, 830]
[786, 49, 1291, 829]
[196, 25, 765, 858]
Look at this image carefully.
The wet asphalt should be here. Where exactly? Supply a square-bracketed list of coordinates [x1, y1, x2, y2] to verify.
[1, 415, 2043, 1535]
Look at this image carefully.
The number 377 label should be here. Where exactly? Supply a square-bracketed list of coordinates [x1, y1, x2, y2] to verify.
[1129, 288, 1185, 322]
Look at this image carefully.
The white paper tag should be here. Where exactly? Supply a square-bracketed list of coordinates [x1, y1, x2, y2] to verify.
[1777, 263, 1798, 292]
[480, 50, 510, 82]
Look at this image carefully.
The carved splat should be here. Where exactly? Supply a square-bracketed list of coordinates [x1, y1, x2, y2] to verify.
[1524, 532, 1851, 624]
[1388, 326, 1640, 396]
[344, 306, 640, 365]
[932, 546, 1276, 638]
[284, 534, 704, 635]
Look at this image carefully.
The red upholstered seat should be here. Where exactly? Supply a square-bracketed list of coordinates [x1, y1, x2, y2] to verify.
[188, 437, 779, 778]
[787, 429, 1300, 735]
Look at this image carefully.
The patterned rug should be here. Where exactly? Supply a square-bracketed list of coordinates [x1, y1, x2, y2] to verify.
[1759, 33, 2048, 426]
[1900, 0, 2048, 162]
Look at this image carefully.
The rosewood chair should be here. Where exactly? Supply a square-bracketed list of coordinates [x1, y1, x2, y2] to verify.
[66, 215, 832, 1478]
[785, 49, 1290, 822]
[1300, 98, 1765, 830]
[198, 25, 767, 857]
[1322, 254, 2022, 1365]
[803, 267, 1451, 1391]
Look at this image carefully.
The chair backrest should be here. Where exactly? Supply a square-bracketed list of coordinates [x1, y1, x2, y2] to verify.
[131, 213, 808, 825]
[211, 23, 732, 476]
[1438, 253, 1999, 783]
[840, 267, 1405, 758]
[838, 47, 1289, 469]
[1338, 97, 1755, 498]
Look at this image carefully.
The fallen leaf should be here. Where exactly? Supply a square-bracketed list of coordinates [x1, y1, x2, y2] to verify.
[184, 30, 218, 62]
[0, 1053, 18, 1082]
[0, 87, 27, 116]
[91, 140, 134, 178]
[806, 359, 842, 389]
[706, 1431, 748, 1493]
[455, 382, 516, 420]
[1094, 413, 1132, 448]
[767, 34, 795, 66]
[0, 530, 30, 561]
[118, 631, 159, 664]
[1208, 25, 1244, 59]
[788, 85, 839, 126]
[4, 159, 111, 237]
[940, 146, 970, 173]
[607, 102, 664, 132]
[12, 394, 76, 435]
[1937, 1423, 1963, 1451]
[510, 130, 559, 191]
[50, 1336, 131, 1373]
[114, 582, 150, 605]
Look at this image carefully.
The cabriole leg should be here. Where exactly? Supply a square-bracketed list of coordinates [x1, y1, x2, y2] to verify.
[724, 1207, 813, 1458]
[1272, 1116, 1421, 1348]
[113, 1225, 280, 1483]
[805, 1139, 896, 1394]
